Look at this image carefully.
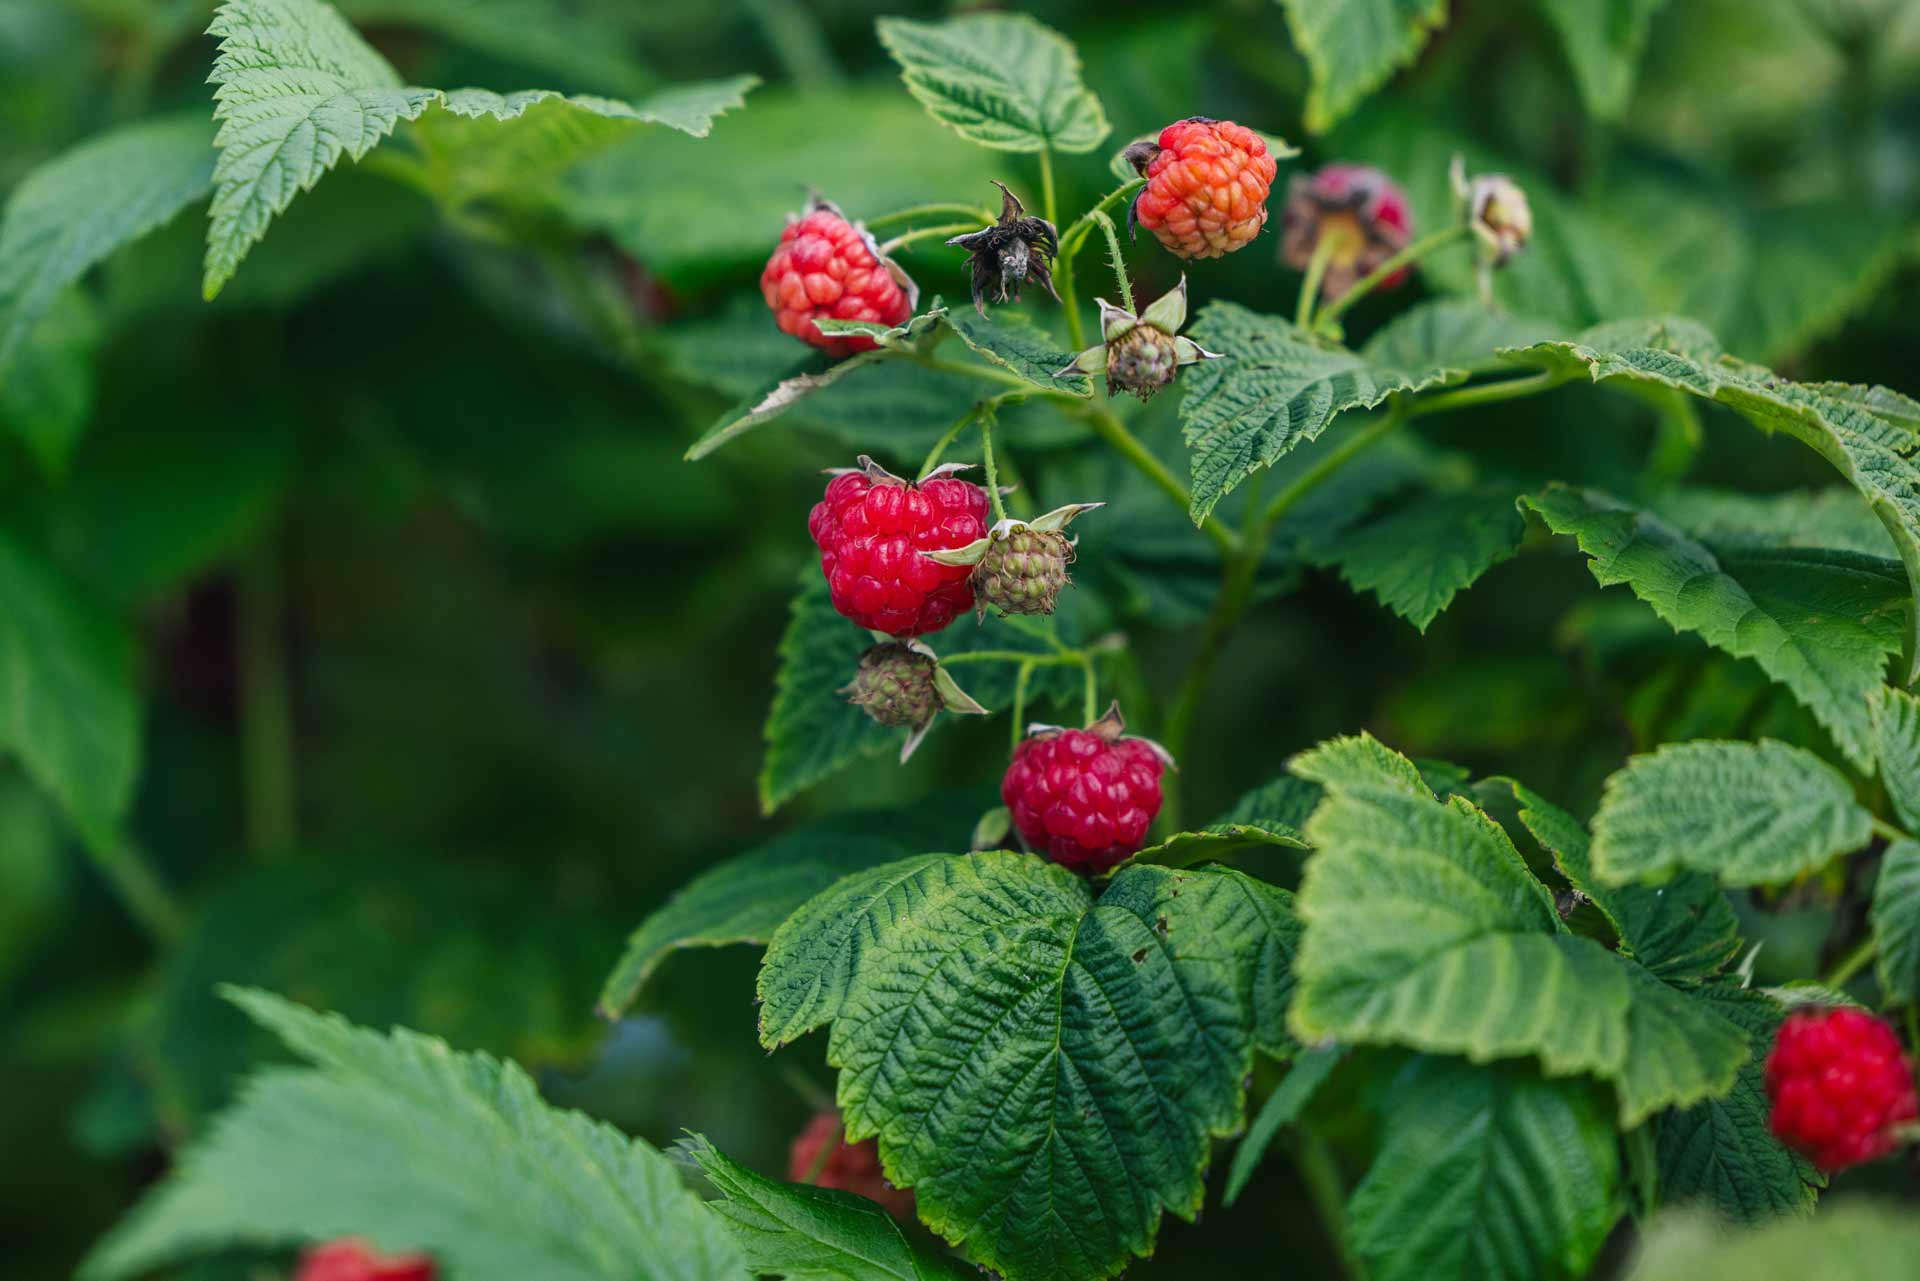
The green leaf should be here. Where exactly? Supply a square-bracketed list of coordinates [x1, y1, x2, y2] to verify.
[0, 112, 214, 379]
[1216, 773, 1325, 832]
[682, 1134, 976, 1281]
[1304, 488, 1524, 631]
[757, 853, 1298, 1281]
[0, 287, 98, 474]
[336, 0, 657, 96]
[1359, 299, 1561, 376]
[82, 988, 747, 1281]
[1614, 965, 1750, 1127]
[1348, 1055, 1620, 1281]
[946, 308, 1089, 395]
[1179, 302, 1455, 524]
[0, 532, 140, 849]
[597, 829, 909, 1019]
[875, 14, 1109, 154]
[1126, 823, 1308, 869]
[1628, 1201, 1920, 1281]
[1653, 486, 1895, 560]
[1871, 839, 1920, 1006]
[1276, 0, 1450, 133]
[1506, 321, 1920, 685]
[0, 774, 64, 994]
[1522, 483, 1906, 768]
[1222, 1044, 1343, 1206]
[1537, 0, 1669, 119]
[1869, 684, 1920, 832]
[1589, 739, 1872, 887]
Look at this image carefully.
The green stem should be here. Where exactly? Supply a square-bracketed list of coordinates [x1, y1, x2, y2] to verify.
[81, 833, 187, 945]
[914, 353, 1052, 398]
[919, 406, 985, 478]
[980, 411, 1009, 524]
[238, 534, 296, 860]
[1085, 209, 1134, 313]
[1824, 935, 1877, 989]
[1258, 409, 1409, 529]
[1317, 224, 1472, 328]
[1059, 179, 1146, 256]
[1626, 1125, 1659, 1222]
[1039, 148, 1085, 352]
[1011, 661, 1035, 753]
[879, 221, 985, 256]
[865, 202, 998, 231]
[940, 649, 1088, 668]
[1407, 369, 1567, 418]
[1873, 816, 1910, 844]
[1080, 654, 1099, 725]
[1081, 407, 1239, 555]
[1290, 1127, 1366, 1281]
[1294, 233, 1339, 330]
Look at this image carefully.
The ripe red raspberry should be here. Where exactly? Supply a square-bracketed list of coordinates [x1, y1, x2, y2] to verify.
[1281, 164, 1415, 300]
[296, 1239, 435, 1281]
[1001, 703, 1170, 873]
[788, 1112, 915, 1221]
[809, 457, 988, 637]
[1765, 1006, 1918, 1171]
[1125, 118, 1278, 260]
[762, 196, 916, 357]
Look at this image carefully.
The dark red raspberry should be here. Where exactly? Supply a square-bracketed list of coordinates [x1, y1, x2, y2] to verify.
[788, 1111, 915, 1221]
[1001, 703, 1170, 873]
[809, 457, 988, 637]
[296, 1239, 435, 1281]
[762, 196, 915, 357]
[1765, 1006, 1918, 1171]
[1281, 164, 1414, 300]
[1125, 119, 1278, 260]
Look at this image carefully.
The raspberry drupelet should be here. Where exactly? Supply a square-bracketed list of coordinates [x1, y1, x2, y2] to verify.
[762, 196, 915, 357]
[1765, 1006, 1918, 1172]
[809, 457, 989, 637]
[1002, 703, 1170, 874]
[1125, 119, 1279, 260]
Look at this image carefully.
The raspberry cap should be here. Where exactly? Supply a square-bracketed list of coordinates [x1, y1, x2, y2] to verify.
[840, 638, 987, 762]
[1055, 276, 1220, 400]
[1765, 1006, 1918, 1171]
[809, 456, 989, 637]
[788, 1111, 915, 1221]
[296, 1239, 436, 1281]
[924, 502, 1104, 619]
[1126, 118, 1278, 260]
[762, 195, 917, 357]
[1281, 163, 1415, 301]
[1001, 702, 1172, 874]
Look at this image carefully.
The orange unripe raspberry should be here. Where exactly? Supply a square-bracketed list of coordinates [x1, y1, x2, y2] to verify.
[1127, 119, 1278, 260]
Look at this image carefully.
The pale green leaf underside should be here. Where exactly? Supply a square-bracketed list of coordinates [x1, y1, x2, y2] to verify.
[1537, 0, 1669, 120]
[0, 113, 214, 380]
[1305, 488, 1525, 631]
[1871, 839, 1920, 1006]
[1590, 739, 1872, 887]
[1181, 302, 1456, 524]
[1869, 684, 1920, 833]
[81, 988, 746, 1281]
[683, 1134, 974, 1281]
[758, 852, 1297, 1281]
[1629, 1202, 1920, 1281]
[876, 14, 1109, 154]
[1503, 318, 1920, 684]
[1524, 483, 1906, 768]
[1349, 1055, 1619, 1281]
[1277, 0, 1449, 133]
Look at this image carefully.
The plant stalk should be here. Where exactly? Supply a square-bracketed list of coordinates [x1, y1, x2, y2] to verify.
[878, 221, 986, 256]
[81, 833, 187, 945]
[1294, 233, 1339, 330]
[1039, 147, 1085, 351]
[980, 410, 1009, 524]
[1085, 209, 1133, 313]
[1317, 224, 1471, 328]
[1080, 406, 1238, 555]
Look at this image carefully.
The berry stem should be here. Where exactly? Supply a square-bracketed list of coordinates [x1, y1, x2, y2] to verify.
[1058, 179, 1147, 258]
[1011, 660, 1035, 753]
[1085, 209, 1134, 313]
[1406, 369, 1568, 417]
[878, 221, 986, 256]
[979, 410, 1009, 524]
[1038, 147, 1086, 352]
[919, 395, 1014, 479]
[940, 650, 1088, 667]
[1824, 934, 1877, 989]
[1316, 223, 1472, 329]
[1079, 654, 1099, 725]
[864, 201, 998, 230]
[1294, 232, 1340, 330]
[1080, 405, 1240, 555]
[1873, 815, 1910, 843]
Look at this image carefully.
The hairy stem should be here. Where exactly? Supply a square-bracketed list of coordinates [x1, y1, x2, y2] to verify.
[919, 405, 985, 478]
[1059, 179, 1146, 257]
[865, 201, 997, 230]
[980, 410, 1009, 523]
[1317, 224, 1471, 328]
[238, 533, 296, 860]
[1039, 148, 1085, 352]
[878, 221, 985, 256]
[1086, 209, 1134, 313]
[1011, 661, 1035, 752]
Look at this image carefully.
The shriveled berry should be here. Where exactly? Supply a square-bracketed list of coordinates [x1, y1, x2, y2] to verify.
[1765, 1006, 1918, 1171]
[809, 458, 989, 637]
[788, 1112, 915, 1221]
[296, 1240, 436, 1281]
[1281, 164, 1414, 300]
[762, 197, 915, 357]
[843, 643, 940, 727]
[975, 527, 1073, 617]
[1001, 704, 1169, 873]
[1127, 118, 1278, 260]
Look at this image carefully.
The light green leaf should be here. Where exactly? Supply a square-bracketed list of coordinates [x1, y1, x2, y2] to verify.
[1277, 0, 1450, 133]
[81, 988, 748, 1281]
[1869, 684, 1920, 832]
[1871, 839, 1920, 1006]
[0, 286, 98, 473]
[0, 112, 214, 379]
[597, 830, 909, 1019]
[876, 14, 1109, 154]
[1522, 483, 1907, 768]
[946, 308, 1089, 395]
[1614, 966, 1749, 1126]
[1304, 488, 1524, 631]
[758, 853, 1298, 1281]
[683, 1134, 976, 1281]
[1653, 487, 1895, 560]
[1359, 299, 1561, 376]
[1537, 0, 1669, 119]
[1505, 319, 1920, 684]
[1179, 302, 1455, 524]
[1126, 822, 1308, 870]
[0, 532, 140, 849]
[1349, 1055, 1619, 1281]
[1223, 1044, 1343, 1206]
[1588, 739, 1872, 886]
[1628, 1202, 1920, 1281]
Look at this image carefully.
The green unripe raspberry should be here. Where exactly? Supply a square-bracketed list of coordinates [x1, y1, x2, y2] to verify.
[842, 643, 940, 728]
[974, 527, 1072, 617]
[1105, 325, 1181, 399]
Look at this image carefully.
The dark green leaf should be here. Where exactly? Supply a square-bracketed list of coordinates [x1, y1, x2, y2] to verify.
[1222, 1044, 1343, 1206]
[876, 14, 1109, 153]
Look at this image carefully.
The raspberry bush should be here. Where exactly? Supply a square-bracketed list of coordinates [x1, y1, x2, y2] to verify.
[5, 2, 1920, 1280]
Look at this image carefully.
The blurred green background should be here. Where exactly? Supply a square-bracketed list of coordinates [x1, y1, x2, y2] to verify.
[3, 0, 1919, 1277]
